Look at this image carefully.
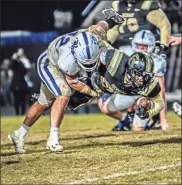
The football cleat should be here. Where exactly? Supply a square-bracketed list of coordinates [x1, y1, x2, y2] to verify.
[173, 102, 182, 118]
[8, 131, 26, 154]
[46, 136, 64, 152]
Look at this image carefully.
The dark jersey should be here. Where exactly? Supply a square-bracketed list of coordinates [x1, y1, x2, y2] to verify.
[107, 0, 170, 47]
[97, 49, 160, 98]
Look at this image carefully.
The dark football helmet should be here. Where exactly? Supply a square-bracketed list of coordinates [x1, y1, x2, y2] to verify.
[125, 52, 155, 90]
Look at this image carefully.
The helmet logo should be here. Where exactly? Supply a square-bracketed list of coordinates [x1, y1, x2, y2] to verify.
[72, 38, 80, 48]
[91, 35, 99, 45]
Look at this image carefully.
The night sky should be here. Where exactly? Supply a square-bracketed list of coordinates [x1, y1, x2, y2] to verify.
[1, 1, 90, 31]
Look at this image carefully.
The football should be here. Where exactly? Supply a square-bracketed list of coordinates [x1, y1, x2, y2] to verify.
[133, 96, 152, 111]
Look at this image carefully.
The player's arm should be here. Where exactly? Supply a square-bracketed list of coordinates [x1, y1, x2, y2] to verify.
[147, 82, 164, 117]
[65, 74, 99, 97]
[147, 8, 171, 47]
[87, 8, 123, 42]
[168, 36, 182, 46]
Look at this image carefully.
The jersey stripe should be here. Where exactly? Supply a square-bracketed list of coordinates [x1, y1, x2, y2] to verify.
[141, 0, 153, 10]
[108, 51, 123, 76]
[141, 30, 146, 40]
[37, 52, 62, 96]
[82, 32, 91, 59]
[43, 60, 62, 96]
[37, 53, 57, 96]
[111, 52, 124, 76]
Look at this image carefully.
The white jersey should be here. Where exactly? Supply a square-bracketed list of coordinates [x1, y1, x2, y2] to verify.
[119, 45, 166, 77]
[46, 30, 84, 76]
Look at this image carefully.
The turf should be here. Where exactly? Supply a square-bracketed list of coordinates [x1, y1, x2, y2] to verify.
[1, 112, 181, 184]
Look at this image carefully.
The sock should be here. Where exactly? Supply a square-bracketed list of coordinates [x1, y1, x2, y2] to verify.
[120, 112, 127, 121]
[50, 127, 59, 139]
[121, 111, 135, 125]
[17, 124, 30, 138]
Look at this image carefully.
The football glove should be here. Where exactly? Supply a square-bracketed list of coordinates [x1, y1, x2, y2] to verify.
[102, 8, 124, 25]
[68, 91, 95, 111]
[135, 104, 149, 120]
[91, 72, 104, 94]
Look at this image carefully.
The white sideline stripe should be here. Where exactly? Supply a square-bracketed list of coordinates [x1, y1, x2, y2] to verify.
[67, 162, 181, 184]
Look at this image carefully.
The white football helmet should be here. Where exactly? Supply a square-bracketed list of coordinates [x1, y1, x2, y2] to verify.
[71, 31, 100, 72]
[132, 30, 156, 54]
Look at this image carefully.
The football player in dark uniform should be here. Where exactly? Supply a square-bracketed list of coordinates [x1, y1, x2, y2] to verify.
[92, 50, 164, 121]
[107, 0, 171, 53]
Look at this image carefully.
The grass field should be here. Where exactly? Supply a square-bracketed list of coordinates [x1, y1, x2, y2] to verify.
[1, 112, 181, 184]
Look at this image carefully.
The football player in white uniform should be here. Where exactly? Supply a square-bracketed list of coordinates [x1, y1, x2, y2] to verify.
[8, 30, 103, 153]
[168, 36, 182, 118]
[98, 30, 169, 131]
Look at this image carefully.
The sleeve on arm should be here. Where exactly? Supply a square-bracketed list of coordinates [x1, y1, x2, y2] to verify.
[148, 94, 164, 117]
[147, 82, 161, 98]
[107, 25, 120, 44]
[147, 8, 171, 46]
[147, 81, 164, 117]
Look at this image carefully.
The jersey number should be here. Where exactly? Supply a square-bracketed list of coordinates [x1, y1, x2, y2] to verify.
[59, 31, 78, 46]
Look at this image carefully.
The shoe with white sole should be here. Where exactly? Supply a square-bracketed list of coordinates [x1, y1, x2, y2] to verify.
[173, 102, 182, 118]
[46, 136, 64, 152]
[8, 131, 26, 154]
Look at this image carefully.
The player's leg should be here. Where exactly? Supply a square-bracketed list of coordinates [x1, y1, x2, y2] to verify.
[47, 95, 70, 152]
[8, 52, 53, 153]
[37, 54, 72, 152]
[8, 83, 52, 154]
[98, 94, 125, 120]
[98, 93, 140, 131]
[112, 106, 135, 131]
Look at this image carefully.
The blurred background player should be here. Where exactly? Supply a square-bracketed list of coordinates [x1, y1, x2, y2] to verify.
[109, 30, 168, 131]
[168, 35, 182, 118]
[107, 0, 171, 55]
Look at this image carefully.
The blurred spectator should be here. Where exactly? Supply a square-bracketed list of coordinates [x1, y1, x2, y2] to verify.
[0, 59, 13, 106]
[16, 48, 34, 89]
[9, 51, 29, 115]
[53, 9, 73, 35]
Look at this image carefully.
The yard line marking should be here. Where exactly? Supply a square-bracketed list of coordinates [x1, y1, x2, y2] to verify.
[67, 162, 181, 184]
